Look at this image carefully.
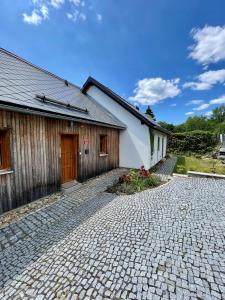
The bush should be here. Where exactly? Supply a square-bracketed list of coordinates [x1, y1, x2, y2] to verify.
[118, 166, 161, 194]
[168, 130, 218, 154]
[175, 165, 187, 174]
[145, 175, 161, 187]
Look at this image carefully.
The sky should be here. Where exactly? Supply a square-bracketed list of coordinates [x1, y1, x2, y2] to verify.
[0, 0, 225, 124]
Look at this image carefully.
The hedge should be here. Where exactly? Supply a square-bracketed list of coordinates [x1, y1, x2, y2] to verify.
[168, 130, 218, 154]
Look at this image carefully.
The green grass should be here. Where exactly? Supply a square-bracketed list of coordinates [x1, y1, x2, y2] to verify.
[174, 155, 225, 175]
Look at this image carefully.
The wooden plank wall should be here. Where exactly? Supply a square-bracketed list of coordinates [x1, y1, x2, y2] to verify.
[0, 109, 119, 213]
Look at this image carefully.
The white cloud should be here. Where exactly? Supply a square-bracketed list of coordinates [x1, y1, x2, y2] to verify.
[189, 25, 225, 66]
[185, 95, 225, 116]
[185, 112, 194, 116]
[183, 69, 225, 90]
[40, 5, 49, 19]
[129, 77, 181, 105]
[69, 0, 85, 6]
[50, 0, 64, 8]
[209, 95, 225, 105]
[79, 12, 86, 21]
[69, 0, 81, 5]
[66, 10, 86, 22]
[205, 111, 213, 117]
[183, 81, 211, 91]
[186, 100, 203, 106]
[193, 103, 210, 111]
[96, 13, 102, 22]
[66, 11, 78, 21]
[170, 103, 177, 107]
[22, 0, 90, 25]
[23, 10, 42, 25]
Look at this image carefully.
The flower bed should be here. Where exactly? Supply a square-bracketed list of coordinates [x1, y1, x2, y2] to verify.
[107, 166, 161, 195]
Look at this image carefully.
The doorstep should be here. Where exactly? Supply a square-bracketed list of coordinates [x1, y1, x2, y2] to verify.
[61, 180, 82, 194]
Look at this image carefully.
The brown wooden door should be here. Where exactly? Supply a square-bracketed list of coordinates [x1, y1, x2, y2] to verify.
[61, 135, 78, 184]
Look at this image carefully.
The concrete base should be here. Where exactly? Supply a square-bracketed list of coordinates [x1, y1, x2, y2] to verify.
[187, 171, 225, 180]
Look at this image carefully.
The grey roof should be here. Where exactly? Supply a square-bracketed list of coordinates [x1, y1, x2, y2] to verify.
[82, 77, 170, 135]
[0, 48, 125, 129]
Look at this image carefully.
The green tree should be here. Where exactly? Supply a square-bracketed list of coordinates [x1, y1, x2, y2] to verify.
[158, 121, 175, 132]
[214, 121, 225, 134]
[211, 106, 225, 123]
[185, 116, 210, 132]
[145, 106, 156, 120]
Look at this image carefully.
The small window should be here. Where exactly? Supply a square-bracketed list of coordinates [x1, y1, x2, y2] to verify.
[157, 137, 160, 151]
[100, 135, 107, 154]
[0, 129, 11, 170]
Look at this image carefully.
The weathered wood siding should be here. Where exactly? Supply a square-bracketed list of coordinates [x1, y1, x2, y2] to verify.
[0, 110, 119, 213]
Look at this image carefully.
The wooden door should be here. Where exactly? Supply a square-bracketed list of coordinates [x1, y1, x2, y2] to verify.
[61, 135, 78, 184]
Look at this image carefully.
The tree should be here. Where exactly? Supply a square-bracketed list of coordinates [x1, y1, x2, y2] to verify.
[214, 121, 225, 134]
[145, 106, 156, 120]
[184, 116, 210, 132]
[211, 106, 225, 123]
[158, 121, 175, 132]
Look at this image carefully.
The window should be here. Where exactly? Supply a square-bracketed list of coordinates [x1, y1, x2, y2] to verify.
[100, 135, 107, 154]
[0, 129, 11, 170]
[157, 137, 160, 151]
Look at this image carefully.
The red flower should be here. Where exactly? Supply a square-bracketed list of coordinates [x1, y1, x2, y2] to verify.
[126, 175, 132, 183]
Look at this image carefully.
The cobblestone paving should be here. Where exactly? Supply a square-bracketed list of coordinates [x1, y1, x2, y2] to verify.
[1, 176, 225, 299]
[0, 168, 127, 251]
[155, 157, 177, 181]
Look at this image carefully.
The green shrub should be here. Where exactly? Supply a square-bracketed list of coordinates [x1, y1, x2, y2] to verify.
[145, 175, 161, 187]
[120, 183, 136, 195]
[168, 130, 218, 154]
[176, 165, 187, 174]
[118, 166, 161, 194]
[189, 166, 197, 171]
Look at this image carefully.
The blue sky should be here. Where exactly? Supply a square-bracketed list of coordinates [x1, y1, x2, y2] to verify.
[0, 0, 225, 124]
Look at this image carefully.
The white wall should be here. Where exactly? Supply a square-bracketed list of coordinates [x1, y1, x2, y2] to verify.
[87, 86, 167, 169]
[150, 130, 167, 168]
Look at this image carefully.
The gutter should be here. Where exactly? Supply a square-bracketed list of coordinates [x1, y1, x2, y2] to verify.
[0, 102, 126, 130]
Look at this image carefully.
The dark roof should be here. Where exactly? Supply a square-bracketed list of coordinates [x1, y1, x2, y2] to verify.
[0, 48, 125, 129]
[82, 77, 170, 135]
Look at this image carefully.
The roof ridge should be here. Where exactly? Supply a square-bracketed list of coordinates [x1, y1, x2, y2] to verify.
[82, 76, 170, 135]
[0, 47, 78, 88]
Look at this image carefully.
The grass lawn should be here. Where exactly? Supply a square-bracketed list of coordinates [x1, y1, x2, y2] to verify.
[174, 155, 225, 175]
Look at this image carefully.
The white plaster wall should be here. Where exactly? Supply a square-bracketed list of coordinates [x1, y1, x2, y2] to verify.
[150, 130, 167, 168]
[87, 86, 167, 169]
[87, 86, 151, 169]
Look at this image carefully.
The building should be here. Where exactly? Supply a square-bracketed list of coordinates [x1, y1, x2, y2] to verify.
[0, 48, 169, 213]
[82, 77, 169, 169]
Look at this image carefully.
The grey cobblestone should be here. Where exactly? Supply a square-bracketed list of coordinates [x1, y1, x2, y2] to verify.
[0, 175, 225, 299]
[155, 157, 177, 181]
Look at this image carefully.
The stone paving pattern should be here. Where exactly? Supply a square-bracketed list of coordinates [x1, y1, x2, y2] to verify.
[1, 175, 225, 299]
[0, 168, 127, 251]
[155, 157, 177, 181]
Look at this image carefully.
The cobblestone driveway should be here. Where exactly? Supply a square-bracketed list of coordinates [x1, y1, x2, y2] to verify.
[1, 177, 225, 299]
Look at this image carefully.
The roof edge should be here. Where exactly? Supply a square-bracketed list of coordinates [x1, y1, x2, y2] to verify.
[82, 77, 170, 135]
[0, 101, 126, 130]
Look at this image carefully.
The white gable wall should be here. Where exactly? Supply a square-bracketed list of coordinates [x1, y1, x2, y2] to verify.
[87, 86, 167, 169]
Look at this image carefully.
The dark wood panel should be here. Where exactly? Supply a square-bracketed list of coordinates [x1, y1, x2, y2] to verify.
[0, 109, 120, 213]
